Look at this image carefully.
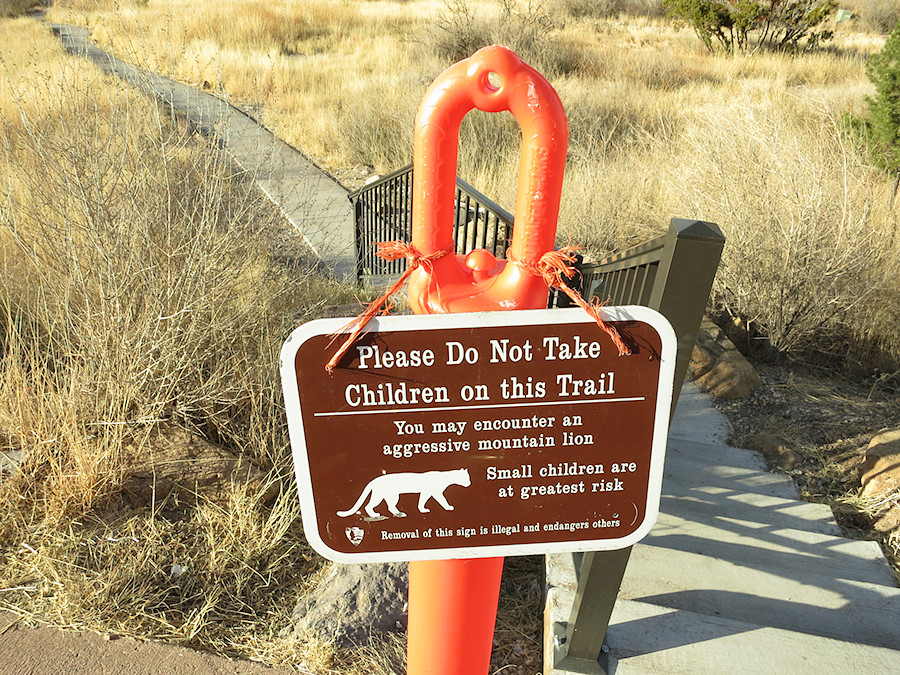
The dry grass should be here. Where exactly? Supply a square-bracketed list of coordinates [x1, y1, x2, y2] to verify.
[844, 0, 900, 33]
[6, 0, 900, 670]
[0, 17, 365, 672]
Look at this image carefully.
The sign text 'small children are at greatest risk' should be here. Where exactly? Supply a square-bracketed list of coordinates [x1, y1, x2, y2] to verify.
[280, 306, 676, 563]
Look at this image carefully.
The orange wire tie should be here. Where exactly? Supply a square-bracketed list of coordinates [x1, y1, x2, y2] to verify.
[510, 246, 631, 356]
[324, 242, 453, 373]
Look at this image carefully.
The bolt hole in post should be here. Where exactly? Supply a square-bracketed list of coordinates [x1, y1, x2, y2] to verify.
[406, 45, 568, 675]
[485, 70, 502, 92]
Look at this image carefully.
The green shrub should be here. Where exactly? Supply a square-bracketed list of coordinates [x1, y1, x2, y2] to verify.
[865, 18, 900, 198]
[663, 0, 837, 53]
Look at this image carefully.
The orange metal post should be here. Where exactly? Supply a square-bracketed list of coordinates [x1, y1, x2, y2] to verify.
[405, 46, 568, 675]
[407, 45, 567, 315]
[407, 558, 505, 673]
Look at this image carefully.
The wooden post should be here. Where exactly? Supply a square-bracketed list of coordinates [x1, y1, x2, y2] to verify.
[554, 218, 724, 672]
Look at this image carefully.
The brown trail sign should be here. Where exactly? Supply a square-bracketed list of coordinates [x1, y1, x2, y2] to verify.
[280, 306, 675, 563]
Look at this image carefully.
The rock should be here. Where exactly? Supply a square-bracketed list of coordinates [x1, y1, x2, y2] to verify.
[286, 562, 408, 648]
[739, 432, 804, 471]
[122, 425, 277, 508]
[689, 318, 762, 399]
[0, 430, 25, 476]
[859, 429, 900, 533]
[0, 449, 25, 475]
[320, 304, 367, 319]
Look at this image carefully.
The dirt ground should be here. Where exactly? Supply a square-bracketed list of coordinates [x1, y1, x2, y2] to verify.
[712, 359, 900, 577]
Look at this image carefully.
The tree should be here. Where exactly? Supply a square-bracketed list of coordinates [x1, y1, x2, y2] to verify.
[866, 19, 900, 204]
[664, 0, 836, 53]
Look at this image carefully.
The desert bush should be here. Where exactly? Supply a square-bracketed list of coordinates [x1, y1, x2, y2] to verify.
[864, 17, 900, 200]
[668, 88, 899, 362]
[664, 0, 837, 53]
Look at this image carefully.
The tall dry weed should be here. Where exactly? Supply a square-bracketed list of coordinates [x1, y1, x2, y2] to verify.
[0, 21, 354, 666]
[666, 85, 899, 361]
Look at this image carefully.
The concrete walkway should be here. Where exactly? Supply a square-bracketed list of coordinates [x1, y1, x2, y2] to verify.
[50, 24, 356, 281]
[0, 611, 292, 675]
[545, 381, 900, 673]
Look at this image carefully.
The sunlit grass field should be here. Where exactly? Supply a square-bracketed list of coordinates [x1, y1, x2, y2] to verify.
[48, 0, 900, 365]
[2, 0, 900, 671]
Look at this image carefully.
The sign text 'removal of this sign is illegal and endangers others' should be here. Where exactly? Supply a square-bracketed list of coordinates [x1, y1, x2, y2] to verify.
[281, 306, 676, 563]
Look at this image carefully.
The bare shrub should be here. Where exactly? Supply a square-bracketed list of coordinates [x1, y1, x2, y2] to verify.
[551, 0, 666, 19]
[421, 0, 585, 76]
[0, 0, 41, 18]
[668, 88, 897, 361]
[429, 0, 494, 63]
[845, 0, 900, 34]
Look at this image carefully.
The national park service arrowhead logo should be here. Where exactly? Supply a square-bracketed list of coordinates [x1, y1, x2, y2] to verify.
[345, 526, 365, 546]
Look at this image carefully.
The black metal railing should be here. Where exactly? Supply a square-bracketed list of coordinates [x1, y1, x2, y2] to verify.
[350, 165, 414, 280]
[349, 165, 513, 283]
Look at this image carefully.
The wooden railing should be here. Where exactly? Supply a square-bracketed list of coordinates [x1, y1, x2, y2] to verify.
[574, 218, 725, 414]
[554, 218, 725, 674]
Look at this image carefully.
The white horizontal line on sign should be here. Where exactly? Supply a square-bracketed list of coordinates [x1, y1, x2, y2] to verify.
[313, 396, 646, 417]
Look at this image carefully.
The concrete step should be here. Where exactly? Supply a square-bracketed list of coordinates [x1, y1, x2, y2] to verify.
[659, 487, 842, 536]
[664, 449, 800, 500]
[544, 589, 900, 674]
[667, 381, 733, 446]
[665, 436, 768, 471]
[618, 544, 900, 649]
[645, 512, 896, 587]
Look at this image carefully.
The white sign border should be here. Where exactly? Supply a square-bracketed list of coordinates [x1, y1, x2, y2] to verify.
[280, 306, 676, 564]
